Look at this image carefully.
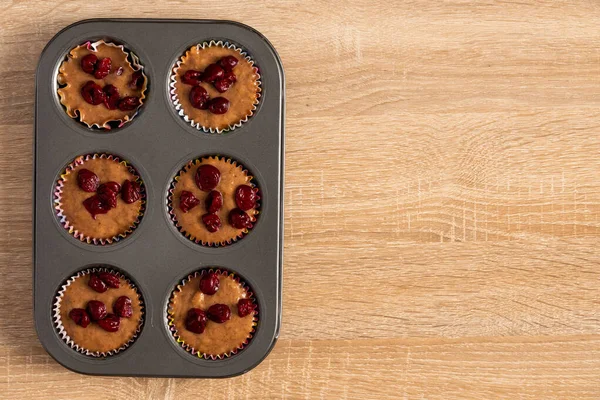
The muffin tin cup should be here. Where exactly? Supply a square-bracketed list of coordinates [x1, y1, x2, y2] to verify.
[53, 267, 145, 357]
[34, 19, 284, 378]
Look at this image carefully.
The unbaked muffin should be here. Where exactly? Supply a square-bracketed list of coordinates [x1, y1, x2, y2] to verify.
[57, 40, 147, 129]
[54, 267, 144, 357]
[168, 269, 258, 359]
[170, 41, 260, 133]
[54, 154, 145, 245]
[168, 156, 259, 246]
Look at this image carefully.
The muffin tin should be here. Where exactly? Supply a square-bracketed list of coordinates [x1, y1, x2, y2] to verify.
[34, 19, 284, 377]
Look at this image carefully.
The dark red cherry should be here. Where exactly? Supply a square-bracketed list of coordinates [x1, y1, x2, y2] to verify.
[86, 300, 107, 321]
[208, 97, 230, 114]
[98, 272, 120, 288]
[199, 272, 220, 295]
[235, 185, 259, 211]
[121, 180, 141, 204]
[185, 308, 207, 334]
[97, 183, 119, 209]
[88, 274, 108, 293]
[182, 70, 203, 86]
[205, 190, 223, 213]
[81, 81, 105, 105]
[94, 57, 112, 79]
[113, 296, 133, 318]
[97, 313, 120, 332]
[202, 213, 221, 233]
[237, 298, 257, 318]
[207, 304, 231, 323]
[189, 85, 209, 109]
[117, 96, 140, 111]
[229, 208, 253, 229]
[77, 169, 99, 192]
[103, 84, 120, 110]
[213, 78, 234, 93]
[201, 63, 224, 83]
[223, 70, 237, 83]
[81, 54, 98, 74]
[100, 181, 121, 193]
[179, 190, 200, 213]
[218, 56, 238, 71]
[83, 195, 110, 219]
[129, 70, 144, 88]
[195, 164, 221, 191]
[69, 308, 91, 328]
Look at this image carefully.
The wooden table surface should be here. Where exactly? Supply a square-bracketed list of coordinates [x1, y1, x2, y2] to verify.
[1, 1, 600, 399]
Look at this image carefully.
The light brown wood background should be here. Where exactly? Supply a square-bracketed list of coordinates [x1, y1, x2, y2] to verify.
[1, 0, 600, 399]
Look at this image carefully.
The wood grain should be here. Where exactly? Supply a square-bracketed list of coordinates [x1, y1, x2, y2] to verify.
[1, 0, 600, 398]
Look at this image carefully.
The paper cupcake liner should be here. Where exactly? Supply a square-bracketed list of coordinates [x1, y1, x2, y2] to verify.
[169, 40, 262, 134]
[167, 155, 260, 247]
[53, 267, 145, 358]
[167, 268, 259, 360]
[57, 40, 148, 130]
[54, 153, 146, 245]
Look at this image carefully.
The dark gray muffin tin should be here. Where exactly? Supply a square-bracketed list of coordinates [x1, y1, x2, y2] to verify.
[34, 19, 284, 378]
